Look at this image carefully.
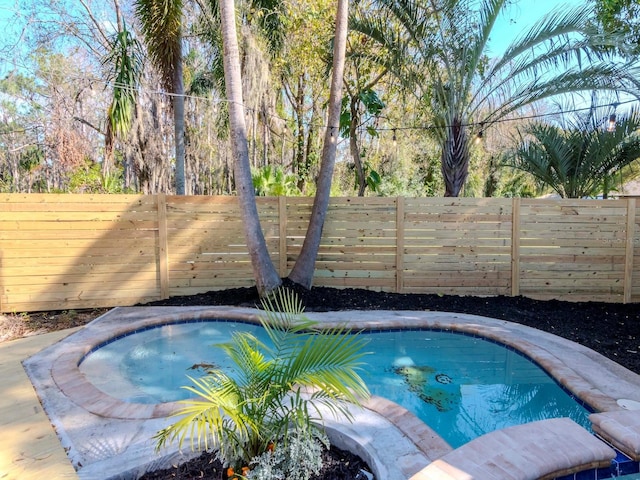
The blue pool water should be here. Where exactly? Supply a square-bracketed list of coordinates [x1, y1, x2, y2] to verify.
[79, 320, 591, 448]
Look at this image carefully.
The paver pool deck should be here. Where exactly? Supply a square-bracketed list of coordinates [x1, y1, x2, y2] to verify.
[3, 306, 640, 480]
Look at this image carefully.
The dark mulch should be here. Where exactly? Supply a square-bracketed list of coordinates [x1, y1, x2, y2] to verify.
[138, 445, 372, 480]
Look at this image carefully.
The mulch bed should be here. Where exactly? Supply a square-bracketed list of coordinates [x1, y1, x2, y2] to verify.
[138, 446, 372, 480]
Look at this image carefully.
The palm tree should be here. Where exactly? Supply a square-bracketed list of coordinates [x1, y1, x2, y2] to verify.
[135, 0, 186, 194]
[154, 289, 370, 474]
[352, 0, 640, 196]
[103, 22, 143, 177]
[508, 106, 640, 198]
[288, 0, 350, 289]
[219, 0, 282, 296]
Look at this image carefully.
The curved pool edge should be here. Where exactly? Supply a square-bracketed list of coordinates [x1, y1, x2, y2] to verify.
[24, 306, 640, 479]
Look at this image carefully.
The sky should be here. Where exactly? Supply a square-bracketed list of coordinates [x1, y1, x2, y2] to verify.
[489, 0, 588, 56]
[487, 0, 634, 112]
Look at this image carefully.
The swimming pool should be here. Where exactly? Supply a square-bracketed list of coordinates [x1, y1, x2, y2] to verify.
[79, 319, 591, 448]
[25, 307, 640, 479]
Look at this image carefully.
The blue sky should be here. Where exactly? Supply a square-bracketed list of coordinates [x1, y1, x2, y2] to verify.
[489, 0, 587, 56]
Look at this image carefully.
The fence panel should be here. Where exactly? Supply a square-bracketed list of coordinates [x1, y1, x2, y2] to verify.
[518, 199, 629, 302]
[164, 196, 281, 297]
[320, 198, 397, 289]
[0, 194, 161, 312]
[402, 197, 513, 296]
[1, 194, 638, 312]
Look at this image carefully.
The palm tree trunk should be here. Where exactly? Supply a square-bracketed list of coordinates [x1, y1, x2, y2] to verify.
[288, 0, 349, 289]
[173, 49, 186, 195]
[220, 0, 281, 296]
[442, 119, 470, 197]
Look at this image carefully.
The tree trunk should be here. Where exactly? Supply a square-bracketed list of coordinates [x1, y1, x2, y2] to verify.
[173, 45, 186, 195]
[220, 0, 281, 296]
[294, 75, 306, 188]
[288, 0, 349, 289]
[349, 96, 366, 196]
[441, 118, 469, 197]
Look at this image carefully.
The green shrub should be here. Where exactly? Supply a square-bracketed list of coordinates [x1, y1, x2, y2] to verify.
[154, 288, 370, 478]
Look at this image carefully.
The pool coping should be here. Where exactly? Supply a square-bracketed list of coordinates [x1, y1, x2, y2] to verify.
[23, 306, 640, 480]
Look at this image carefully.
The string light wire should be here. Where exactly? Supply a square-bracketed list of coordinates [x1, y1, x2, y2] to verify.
[1, 55, 638, 138]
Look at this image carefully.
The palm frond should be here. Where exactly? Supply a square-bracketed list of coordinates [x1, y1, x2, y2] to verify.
[134, 0, 183, 91]
[103, 23, 143, 137]
[508, 107, 640, 198]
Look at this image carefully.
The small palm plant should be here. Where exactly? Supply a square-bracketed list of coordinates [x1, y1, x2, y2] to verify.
[508, 106, 640, 198]
[154, 288, 370, 478]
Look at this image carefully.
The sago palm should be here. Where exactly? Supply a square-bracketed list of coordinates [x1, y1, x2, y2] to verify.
[351, 0, 640, 196]
[154, 288, 370, 473]
[508, 106, 640, 198]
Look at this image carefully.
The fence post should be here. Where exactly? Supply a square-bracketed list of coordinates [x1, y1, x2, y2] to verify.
[157, 194, 170, 299]
[396, 196, 405, 293]
[511, 197, 521, 297]
[279, 196, 287, 277]
[624, 198, 636, 304]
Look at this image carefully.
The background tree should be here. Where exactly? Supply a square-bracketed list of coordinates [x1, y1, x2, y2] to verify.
[593, 0, 640, 55]
[103, 21, 144, 178]
[135, 0, 187, 194]
[352, 0, 640, 196]
[507, 105, 640, 198]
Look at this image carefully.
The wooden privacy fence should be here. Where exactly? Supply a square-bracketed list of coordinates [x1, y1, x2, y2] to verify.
[0, 194, 638, 312]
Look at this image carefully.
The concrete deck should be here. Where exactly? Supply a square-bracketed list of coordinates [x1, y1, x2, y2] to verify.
[6, 307, 640, 479]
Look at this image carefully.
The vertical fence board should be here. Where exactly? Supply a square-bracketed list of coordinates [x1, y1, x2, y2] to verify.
[279, 196, 288, 277]
[511, 197, 521, 297]
[396, 196, 405, 293]
[157, 194, 169, 299]
[630, 198, 640, 303]
[624, 198, 636, 303]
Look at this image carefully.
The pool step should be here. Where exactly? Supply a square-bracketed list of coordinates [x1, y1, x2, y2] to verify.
[410, 417, 615, 480]
[590, 409, 640, 462]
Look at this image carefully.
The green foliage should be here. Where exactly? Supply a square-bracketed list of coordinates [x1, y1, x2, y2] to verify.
[68, 160, 124, 194]
[154, 288, 370, 475]
[350, 161, 381, 194]
[339, 89, 385, 138]
[508, 107, 640, 198]
[104, 23, 143, 137]
[351, 0, 640, 196]
[19, 145, 43, 172]
[593, 0, 640, 55]
[135, 0, 183, 91]
[252, 165, 301, 196]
